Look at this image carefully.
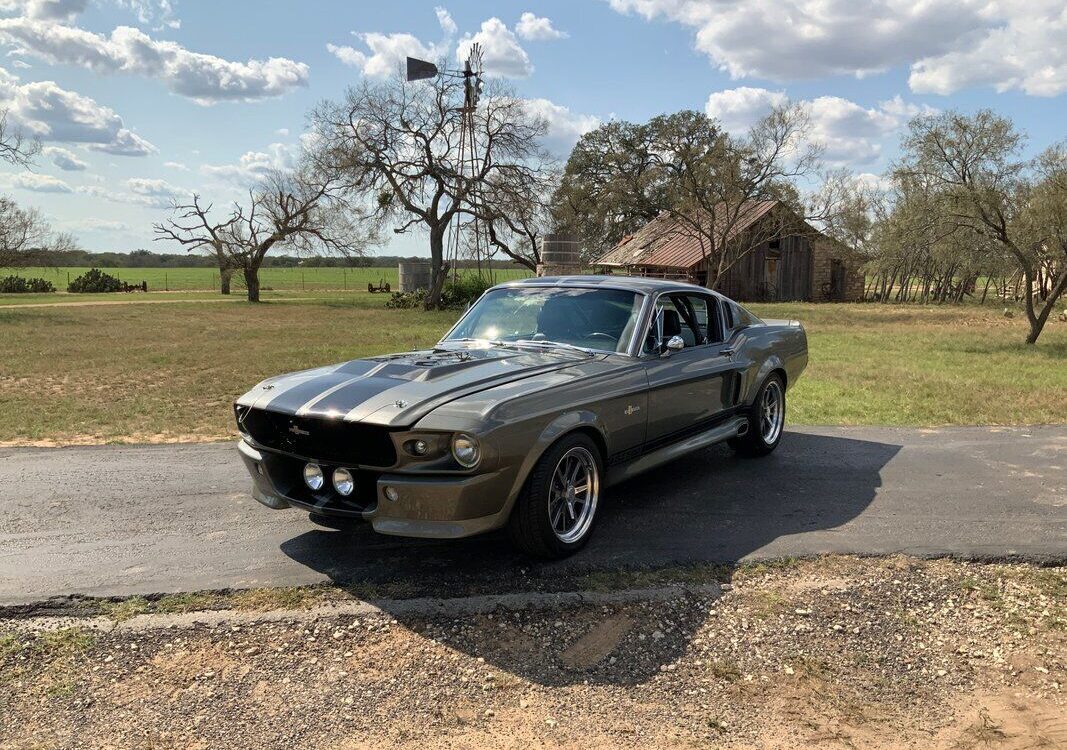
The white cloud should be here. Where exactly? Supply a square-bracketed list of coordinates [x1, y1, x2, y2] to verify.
[457, 18, 532, 78]
[909, 1, 1067, 97]
[0, 19, 309, 104]
[704, 86, 787, 132]
[328, 33, 440, 78]
[73, 217, 131, 231]
[327, 8, 456, 79]
[523, 98, 599, 154]
[705, 87, 933, 166]
[610, 0, 1067, 96]
[75, 177, 187, 208]
[515, 12, 567, 41]
[434, 6, 457, 37]
[200, 142, 296, 184]
[42, 144, 87, 170]
[8, 171, 72, 191]
[162, 160, 187, 170]
[114, 0, 180, 30]
[274, 127, 289, 137]
[0, 0, 88, 22]
[0, 70, 156, 155]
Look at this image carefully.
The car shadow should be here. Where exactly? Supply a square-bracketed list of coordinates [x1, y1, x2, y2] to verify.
[279, 430, 901, 686]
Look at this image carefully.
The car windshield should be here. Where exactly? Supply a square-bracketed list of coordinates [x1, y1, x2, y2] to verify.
[442, 287, 645, 354]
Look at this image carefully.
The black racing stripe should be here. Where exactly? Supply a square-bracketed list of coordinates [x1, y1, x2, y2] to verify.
[300, 376, 401, 417]
[264, 373, 356, 414]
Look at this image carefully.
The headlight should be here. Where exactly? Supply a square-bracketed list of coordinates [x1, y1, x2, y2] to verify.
[332, 468, 354, 496]
[451, 433, 481, 468]
[303, 463, 324, 490]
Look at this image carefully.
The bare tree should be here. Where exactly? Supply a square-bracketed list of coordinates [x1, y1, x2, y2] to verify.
[895, 110, 1067, 343]
[154, 170, 371, 302]
[0, 196, 75, 268]
[481, 166, 560, 271]
[0, 110, 40, 168]
[311, 72, 550, 307]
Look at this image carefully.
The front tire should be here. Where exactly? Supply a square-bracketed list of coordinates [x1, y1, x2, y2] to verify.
[730, 373, 786, 457]
[507, 433, 602, 559]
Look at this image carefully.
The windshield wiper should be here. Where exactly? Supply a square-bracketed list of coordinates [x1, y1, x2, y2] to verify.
[513, 339, 598, 356]
[439, 337, 597, 357]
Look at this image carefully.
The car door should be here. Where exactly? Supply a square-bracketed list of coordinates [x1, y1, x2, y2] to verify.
[640, 292, 738, 450]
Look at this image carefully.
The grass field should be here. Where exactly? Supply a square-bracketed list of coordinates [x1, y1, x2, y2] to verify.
[4, 265, 532, 292]
[0, 293, 1064, 444]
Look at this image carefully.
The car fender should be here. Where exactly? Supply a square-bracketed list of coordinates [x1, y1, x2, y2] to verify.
[743, 354, 786, 405]
[503, 409, 608, 508]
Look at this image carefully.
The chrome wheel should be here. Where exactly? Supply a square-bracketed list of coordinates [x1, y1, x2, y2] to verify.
[759, 381, 785, 445]
[760, 380, 784, 444]
[548, 446, 599, 544]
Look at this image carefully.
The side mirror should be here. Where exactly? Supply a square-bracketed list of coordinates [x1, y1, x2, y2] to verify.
[661, 335, 685, 357]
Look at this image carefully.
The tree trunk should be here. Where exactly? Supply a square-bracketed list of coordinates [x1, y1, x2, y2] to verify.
[424, 225, 448, 309]
[244, 266, 261, 303]
[219, 266, 233, 295]
[1025, 269, 1067, 345]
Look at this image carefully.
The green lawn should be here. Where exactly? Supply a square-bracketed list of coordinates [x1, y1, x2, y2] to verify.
[4, 265, 532, 292]
[0, 295, 1064, 445]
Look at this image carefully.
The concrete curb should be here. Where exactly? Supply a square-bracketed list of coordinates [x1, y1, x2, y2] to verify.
[2, 582, 724, 634]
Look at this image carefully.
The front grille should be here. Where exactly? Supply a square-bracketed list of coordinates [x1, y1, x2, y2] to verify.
[238, 407, 397, 467]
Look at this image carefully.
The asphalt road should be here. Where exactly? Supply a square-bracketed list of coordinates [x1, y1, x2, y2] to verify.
[1, 425, 1065, 605]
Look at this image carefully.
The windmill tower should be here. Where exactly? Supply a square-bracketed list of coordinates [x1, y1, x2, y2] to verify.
[406, 46, 493, 288]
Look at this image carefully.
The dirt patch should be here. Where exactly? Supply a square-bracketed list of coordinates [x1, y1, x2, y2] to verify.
[0, 556, 1063, 749]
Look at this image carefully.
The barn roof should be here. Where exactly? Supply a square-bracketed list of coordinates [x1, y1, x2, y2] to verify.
[595, 200, 781, 270]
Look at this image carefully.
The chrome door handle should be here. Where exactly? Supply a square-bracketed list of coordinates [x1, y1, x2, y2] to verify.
[719, 346, 737, 357]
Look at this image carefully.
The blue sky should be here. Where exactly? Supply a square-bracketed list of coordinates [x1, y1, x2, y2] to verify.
[0, 0, 1064, 257]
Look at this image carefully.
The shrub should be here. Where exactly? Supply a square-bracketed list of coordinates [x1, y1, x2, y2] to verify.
[384, 276, 493, 310]
[67, 268, 124, 293]
[0, 276, 56, 293]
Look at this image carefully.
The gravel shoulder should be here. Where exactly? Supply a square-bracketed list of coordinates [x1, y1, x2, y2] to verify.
[2, 555, 1064, 749]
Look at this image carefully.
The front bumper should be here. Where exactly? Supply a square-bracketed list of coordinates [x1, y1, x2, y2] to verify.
[237, 439, 517, 539]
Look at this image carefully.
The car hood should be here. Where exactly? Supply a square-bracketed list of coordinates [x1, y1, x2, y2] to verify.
[236, 346, 594, 428]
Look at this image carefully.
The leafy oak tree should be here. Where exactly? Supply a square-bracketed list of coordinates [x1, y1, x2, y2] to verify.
[553, 105, 824, 288]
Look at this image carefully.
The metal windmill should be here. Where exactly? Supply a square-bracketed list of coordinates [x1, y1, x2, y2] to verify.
[406, 45, 493, 286]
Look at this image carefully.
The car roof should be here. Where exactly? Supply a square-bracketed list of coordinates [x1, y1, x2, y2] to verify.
[494, 274, 723, 297]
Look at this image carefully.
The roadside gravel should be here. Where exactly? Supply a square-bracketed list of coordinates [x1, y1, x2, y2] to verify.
[1, 555, 1064, 749]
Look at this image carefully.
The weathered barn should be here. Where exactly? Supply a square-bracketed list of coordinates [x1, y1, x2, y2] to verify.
[594, 201, 864, 302]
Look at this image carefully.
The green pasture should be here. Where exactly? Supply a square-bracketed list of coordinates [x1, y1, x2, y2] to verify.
[0, 293, 1064, 445]
[4, 265, 532, 292]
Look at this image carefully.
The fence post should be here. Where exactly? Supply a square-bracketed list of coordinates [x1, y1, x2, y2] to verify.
[165, 273, 168, 292]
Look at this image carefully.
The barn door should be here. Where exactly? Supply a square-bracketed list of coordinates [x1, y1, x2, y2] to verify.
[777, 245, 811, 301]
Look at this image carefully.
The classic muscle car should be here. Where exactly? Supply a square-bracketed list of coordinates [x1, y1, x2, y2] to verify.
[235, 276, 807, 558]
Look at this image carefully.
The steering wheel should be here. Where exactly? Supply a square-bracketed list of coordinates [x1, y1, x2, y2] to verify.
[586, 332, 616, 342]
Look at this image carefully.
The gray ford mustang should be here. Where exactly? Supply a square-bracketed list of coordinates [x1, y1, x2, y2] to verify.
[235, 276, 807, 558]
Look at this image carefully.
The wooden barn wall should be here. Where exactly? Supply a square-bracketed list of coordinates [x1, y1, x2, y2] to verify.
[717, 235, 813, 301]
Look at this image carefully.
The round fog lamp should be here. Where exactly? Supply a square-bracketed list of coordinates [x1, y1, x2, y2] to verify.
[332, 468, 355, 497]
[451, 433, 481, 468]
[413, 439, 428, 455]
[303, 463, 324, 491]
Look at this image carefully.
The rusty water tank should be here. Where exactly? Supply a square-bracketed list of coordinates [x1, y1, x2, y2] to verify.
[397, 261, 431, 292]
[537, 234, 582, 277]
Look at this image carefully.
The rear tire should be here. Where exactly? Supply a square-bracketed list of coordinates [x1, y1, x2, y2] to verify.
[507, 433, 603, 559]
[730, 373, 786, 457]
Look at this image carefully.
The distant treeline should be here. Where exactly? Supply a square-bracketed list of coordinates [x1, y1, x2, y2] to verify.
[37, 249, 523, 270]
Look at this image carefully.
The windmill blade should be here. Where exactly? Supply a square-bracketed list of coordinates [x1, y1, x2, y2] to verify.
[406, 57, 438, 81]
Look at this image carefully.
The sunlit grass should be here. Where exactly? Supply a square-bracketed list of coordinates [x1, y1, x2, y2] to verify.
[0, 296, 1063, 444]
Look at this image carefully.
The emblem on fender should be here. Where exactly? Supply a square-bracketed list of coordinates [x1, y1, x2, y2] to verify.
[624, 404, 641, 416]
[289, 424, 310, 436]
